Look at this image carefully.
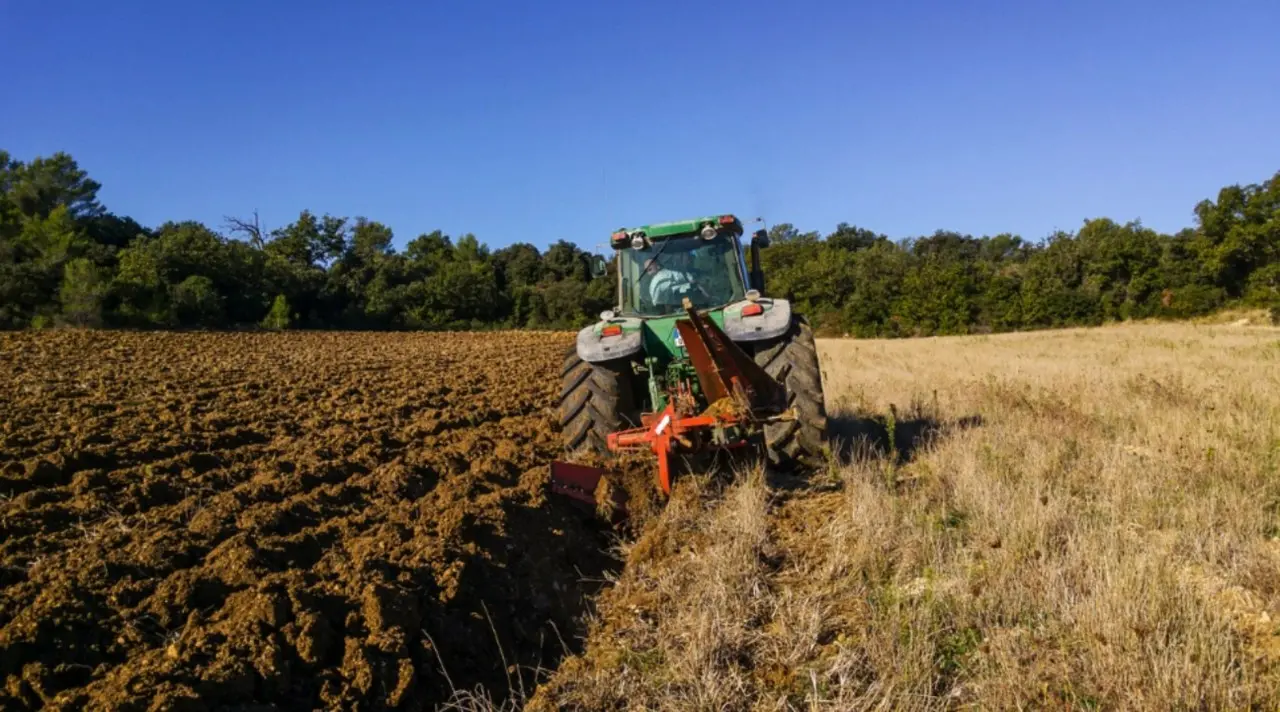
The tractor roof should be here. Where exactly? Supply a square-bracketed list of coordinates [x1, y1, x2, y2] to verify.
[610, 215, 743, 247]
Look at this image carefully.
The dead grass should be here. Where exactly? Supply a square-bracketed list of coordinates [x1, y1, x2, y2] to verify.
[531, 321, 1280, 711]
[1189, 307, 1276, 327]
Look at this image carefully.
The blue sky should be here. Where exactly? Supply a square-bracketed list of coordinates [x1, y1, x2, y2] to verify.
[3, 0, 1278, 253]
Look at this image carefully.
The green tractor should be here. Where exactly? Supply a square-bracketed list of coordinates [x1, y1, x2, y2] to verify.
[555, 214, 828, 498]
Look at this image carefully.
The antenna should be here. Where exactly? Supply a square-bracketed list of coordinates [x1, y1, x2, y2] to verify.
[751, 215, 770, 236]
[601, 166, 611, 248]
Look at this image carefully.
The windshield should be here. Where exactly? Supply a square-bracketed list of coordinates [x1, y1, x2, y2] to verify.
[619, 235, 746, 316]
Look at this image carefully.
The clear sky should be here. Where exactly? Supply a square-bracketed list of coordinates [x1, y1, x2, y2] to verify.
[3, 1, 1278, 253]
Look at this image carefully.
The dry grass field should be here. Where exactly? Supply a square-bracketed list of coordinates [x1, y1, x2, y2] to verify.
[531, 321, 1280, 711]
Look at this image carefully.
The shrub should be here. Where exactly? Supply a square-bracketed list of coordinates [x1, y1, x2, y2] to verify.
[1157, 284, 1227, 319]
[1245, 263, 1280, 306]
[261, 294, 293, 330]
[59, 258, 107, 327]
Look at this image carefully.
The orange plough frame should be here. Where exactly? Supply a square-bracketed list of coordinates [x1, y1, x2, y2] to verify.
[551, 298, 791, 506]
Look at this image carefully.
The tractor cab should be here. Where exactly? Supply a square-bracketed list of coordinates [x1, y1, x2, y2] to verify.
[574, 215, 793, 401]
[612, 216, 751, 316]
[605, 215, 769, 316]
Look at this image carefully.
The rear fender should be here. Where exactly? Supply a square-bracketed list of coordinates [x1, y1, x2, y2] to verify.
[576, 318, 644, 363]
[721, 298, 793, 342]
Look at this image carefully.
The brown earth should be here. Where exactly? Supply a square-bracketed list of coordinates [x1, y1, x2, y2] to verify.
[0, 330, 623, 711]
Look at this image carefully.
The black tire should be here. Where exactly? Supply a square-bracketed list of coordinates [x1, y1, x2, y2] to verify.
[753, 317, 828, 470]
[558, 346, 640, 455]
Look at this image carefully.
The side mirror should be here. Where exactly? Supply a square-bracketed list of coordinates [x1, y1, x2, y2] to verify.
[749, 231, 767, 294]
[589, 254, 609, 279]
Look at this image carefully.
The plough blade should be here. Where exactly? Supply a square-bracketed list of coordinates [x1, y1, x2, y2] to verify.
[549, 460, 628, 518]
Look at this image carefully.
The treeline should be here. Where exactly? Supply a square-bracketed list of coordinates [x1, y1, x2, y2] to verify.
[0, 150, 614, 330]
[763, 178, 1280, 335]
[1, 148, 1277, 334]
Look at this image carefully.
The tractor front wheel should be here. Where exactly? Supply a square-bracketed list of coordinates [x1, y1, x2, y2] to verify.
[558, 347, 639, 455]
[753, 318, 829, 470]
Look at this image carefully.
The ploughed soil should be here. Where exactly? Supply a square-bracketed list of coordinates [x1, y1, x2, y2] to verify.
[0, 330, 622, 711]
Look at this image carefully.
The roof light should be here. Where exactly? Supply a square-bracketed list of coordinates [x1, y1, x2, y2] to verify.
[741, 303, 764, 317]
[602, 324, 623, 337]
[700, 225, 717, 240]
[719, 215, 737, 225]
[631, 235, 646, 250]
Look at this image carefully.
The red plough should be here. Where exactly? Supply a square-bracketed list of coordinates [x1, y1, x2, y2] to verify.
[550, 299, 791, 515]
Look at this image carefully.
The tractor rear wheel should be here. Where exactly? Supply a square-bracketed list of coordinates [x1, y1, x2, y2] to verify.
[558, 347, 640, 455]
[753, 317, 828, 470]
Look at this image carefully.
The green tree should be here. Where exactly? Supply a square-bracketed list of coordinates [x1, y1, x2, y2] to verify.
[1240, 261, 1279, 316]
[318, 215, 350, 264]
[6, 152, 103, 220]
[827, 222, 886, 251]
[1021, 233, 1100, 327]
[59, 258, 107, 327]
[896, 233, 983, 336]
[0, 206, 97, 326]
[1193, 173, 1280, 296]
[493, 242, 543, 290]
[261, 294, 293, 330]
[542, 239, 590, 281]
[538, 278, 591, 328]
[267, 211, 324, 267]
[171, 275, 224, 326]
[406, 259, 500, 328]
[405, 230, 454, 277]
[843, 241, 910, 336]
[84, 213, 148, 250]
